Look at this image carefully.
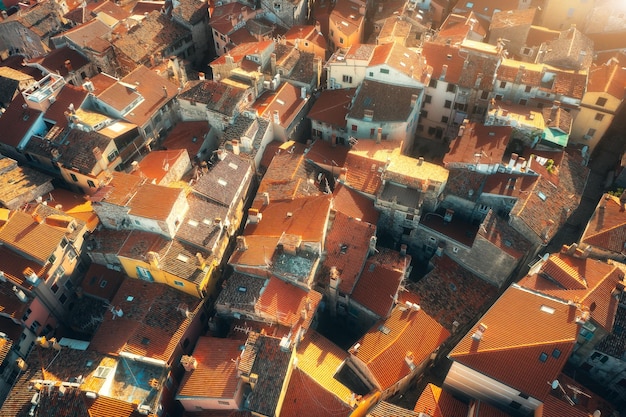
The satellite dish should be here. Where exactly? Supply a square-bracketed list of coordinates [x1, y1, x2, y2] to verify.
[551, 380, 559, 390]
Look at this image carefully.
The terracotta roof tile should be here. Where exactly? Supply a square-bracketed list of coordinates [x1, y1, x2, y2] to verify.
[177, 336, 242, 399]
[519, 252, 622, 333]
[581, 194, 626, 253]
[193, 152, 251, 207]
[443, 122, 511, 166]
[342, 152, 383, 195]
[253, 82, 308, 129]
[0, 157, 53, 210]
[322, 211, 376, 294]
[419, 209, 479, 248]
[540, 28, 594, 71]
[177, 194, 228, 252]
[596, 289, 626, 361]
[210, 41, 274, 66]
[348, 79, 421, 122]
[353, 305, 450, 391]
[296, 331, 353, 403]
[367, 401, 421, 416]
[90, 171, 143, 206]
[229, 235, 280, 269]
[0, 94, 43, 148]
[481, 172, 538, 199]
[351, 255, 405, 318]
[127, 183, 184, 220]
[89, 278, 202, 363]
[307, 88, 355, 128]
[160, 239, 210, 285]
[0, 210, 67, 264]
[162, 121, 209, 158]
[478, 210, 532, 259]
[408, 254, 498, 331]
[80, 262, 124, 301]
[368, 42, 431, 85]
[414, 384, 468, 417]
[449, 285, 579, 400]
[256, 276, 322, 330]
[329, 0, 365, 37]
[179, 80, 247, 114]
[35, 46, 90, 78]
[332, 183, 379, 225]
[304, 139, 349, 169]
[421, 42, 466, 84]
[436, 11, 488, 44]
[281, 368, 353, 417]
[245, 195, 331, 243]
[132, 149, 188, 185]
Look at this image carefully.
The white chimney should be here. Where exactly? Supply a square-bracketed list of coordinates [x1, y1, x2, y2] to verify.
[369, 236, 377, 254]
[236, 236, 248, 251]
[376, 127, 382, 143]
[444, 209, 454, 223]
[231, 139, 240, 155]
[248, 208, 262, 224]
[272, 110, 280, 125]
[262, 192, 270, 205]
[198, 72, 205, 81]
[181, 355, 198, 371]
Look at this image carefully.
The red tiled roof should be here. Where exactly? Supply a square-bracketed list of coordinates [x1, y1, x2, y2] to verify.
[0, 210, 67, 263]
[177, 336, 242, 399]
[478, 210, 531, 259]
[354, 305, 450, 391]
[253, 82, 307, 128]
[0, 94, 42, 148]
[305, 139, 349, 168]
[351, 257, 404, 318]
[342, 152, 383, 196]
[443, 122, 512, 166]
[127, 182, 183, 221]
[414, 384, 468, 417]
[409, 254, 498, 331]
[280, 368, 353, 417]
[256, 276, 322, 329]
[518, 252, 622, 333]
[481, 172, 538, 199]
[437, 11, 488, 44]
[307, 88, 355, 127]
[89, 278, 202, 363]
[87, 395, 142, 417]
[210, 41, 274, 66]
[90, 171, 143, 206]
[162, 121, 209, 159]
[322, 211, 376, 294]
[332, 183, 379, 225]
[34, 46, 90, 78]
[43, 84, 88, 130]
[329, 0, 364, 37]
[245, 195, 331, 243]
[132, 149, 188, 184]
[284, 25, 327, 50]
[421, 42, 466, 84]
[581, 194, 626, 253]
[117, 229, 169, 259]
[81, 262, 125, 301]
[449, 285, 579, 401]
[229, 235, 279, 268]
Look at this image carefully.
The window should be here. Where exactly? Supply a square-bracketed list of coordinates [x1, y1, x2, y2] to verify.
[22, 308, 32, 322]
[499, 81, 507, 88]
[596, 97, 607, 107]
[444, 100, 452, 108]
[539, 352, 548, 362]
[446, 84, 456, 93]
[51, 283, 59, 293]
[49, 254, 57, 264]
[402, 227, 412, 236]
[406, 213, 414, 221]
[141, 337, 150, 345]
[369, 72, 373, 77]
[100, 280, 108, 288]
[70, 173, 78, 182]
[509, 401, 522, 410]
[87, 180, 96, 188]
[420, 110, 428, 118]
[380, 68, 389, 74]
[136, 266, 154, 282]
[552, 348, 561, 358]
[273, 2, 281, 10]
[521, 47, 532, 56]
[59, 293, 67, 304]
[351, 124, 357, 131]
[60, 238, 68, 249]
[429, 79, 438, 88]
[595, 113, 605, 121]
[525, 85, 532, 93]
[519, 99, 527, 105]
[342, 75, 352, 83]
[424, 95, 432, 104]
[441, 116, 449, 123]
[174, 281, 184, 287]
[586, 128, 596, 138]
[480, 91, 489, 100]
[339, 37, 344, 44]
[519, 392, 530, 399]
[30, 320, 41, 333]
[107, 150, 119, 162]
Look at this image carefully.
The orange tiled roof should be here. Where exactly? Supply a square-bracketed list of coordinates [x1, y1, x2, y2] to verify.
[421, 42, 466, 84]
[581, 194, 626, 253]
[449, 285, 579, 401]
[351, 257, 404, 318]
[89, 278, 202, 363]
[296, 331, 352, 402]
[0, 210, 67, 264]
[253, 82, 308, 129]
[443, 122, 511, 166]
[307, 88, 355, 128]
[245, 195, 331, 243]
[87, 395, 142, 417]
[478, 210, 531, 259]
[280, 368, 353, 417]
[322, 211, 376, 294]
[132, 149, 188, 184]
[414, 383, 468, 417]
[162, 120, 209, 158]
[81, 262, 125, 301]
[354, 306, 449, 391]
[518, 251, 622, 333]
[256, 275, 322, 330]
[177, 336, 242, 399]
[229, 235, 279, 268]
[332, 183, 379, 225]
[211, 41, 274, 66]
[587, 52, 626, 99]
[342, 152, 383, 195]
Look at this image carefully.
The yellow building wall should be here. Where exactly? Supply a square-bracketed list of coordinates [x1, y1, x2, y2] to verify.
[570, 92, 620, 152]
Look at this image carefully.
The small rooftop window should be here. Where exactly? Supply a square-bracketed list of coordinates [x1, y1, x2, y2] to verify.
[188, 219, 199, 227]
[379, 325, 391, 335]
[177, 254, 190, 263]
[126, 296, 134, 302]
[540, 305, 555, 314]
[537, 191, 547, 201]
[218, 179, 228, 186]
[539, 352, 548, 362]
[552, 348, 561, 358]
[141, 337, 150, 345]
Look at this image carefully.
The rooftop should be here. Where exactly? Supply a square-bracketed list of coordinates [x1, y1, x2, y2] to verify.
[0, 94, 43, 148]
[307, 88, 355, 128]
[193, 152, 251, 206]
[409, 254, 499, 331]
[348, 79, 421, 123]
[177, 336, 243, 399]
[321, 211, 376, 294]
[89, 278, 202, 363]
[281, 368, 353, 417]
[0, 156, 53, 210]
[581, 193, 626, 254]
[161, 120, 209, 158]
[131, 149, 189, 185]
[177, 194, 228, 252]
[443, 122, 511, 166]
[449, 284, 579, 401]
[253, 82, 308, 129]
[352, 304, 450, 391]
[332, 183, 380, 225]
[179, 80, 247, 115]
[413, 383, 469, 417]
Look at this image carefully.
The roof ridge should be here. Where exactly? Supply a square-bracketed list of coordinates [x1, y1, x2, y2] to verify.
[453, 338, 576, 357]
[362, 314, 412, 364]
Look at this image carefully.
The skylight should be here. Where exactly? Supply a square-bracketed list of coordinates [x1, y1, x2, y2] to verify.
[202, 218, 212, 225]
[177, 254, 190, 263]
[540, 305, 555, 314]
[218, 179, 228, 186]
[188, 219, 199, 227]
[537, 191, 547, 201]
[379, 325, 391, 335]
[228, 162, 239, 170]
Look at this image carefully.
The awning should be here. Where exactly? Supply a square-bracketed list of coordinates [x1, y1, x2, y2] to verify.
[542, 128, 569, 147]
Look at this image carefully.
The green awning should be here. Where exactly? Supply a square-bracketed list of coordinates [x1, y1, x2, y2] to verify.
[542, 128, 569, 147]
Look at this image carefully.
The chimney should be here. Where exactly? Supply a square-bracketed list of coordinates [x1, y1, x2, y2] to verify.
[64, 59, 73, 73]
[272, 110, 280, 125]
[471, 322, 488, 340]
[400, 244, 407, 256]
[369, 236, 377, 254]
[23, 267, 40, 285]
[444, 208, 454, 223]
[32, 213, 43, 224]
[147, 251, 160, 269]
[315, 21, 321, 33]
[180, 355, 198, 371]
[411, 94, 418, 106]
[376, 127, 382, 143]
[217, 149, 226, 161]
[404, 351, 416, 370]
[262, 192, 270, 205]
[440, 64, 448, 80]
[270, 53, 277, 75]
[301, 86, 307, 99]
[236, 236, 248, 251]
[1, 10, 7, 19]
[92, 146, 108, 171]
[248, 208, 262, 224]
[198, 72, 205, 80]
[196, 252, 206, 270]
[162, 85, 168, 98]
[508, 153, 518, 169]
[232, 139, 240, 155]
[417, 156, 424, 166]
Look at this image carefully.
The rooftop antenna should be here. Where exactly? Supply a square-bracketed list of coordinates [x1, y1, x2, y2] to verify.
[550, 380, 574, 406]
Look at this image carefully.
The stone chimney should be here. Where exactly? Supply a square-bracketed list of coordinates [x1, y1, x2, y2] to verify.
[270, 53, 277, 75]
[236, 236, 248, 251]
[376, 127, 382, 143]
[147, 251, 160, 269]
[180, 355, 198, 371]
[262, 192, 270, 205]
